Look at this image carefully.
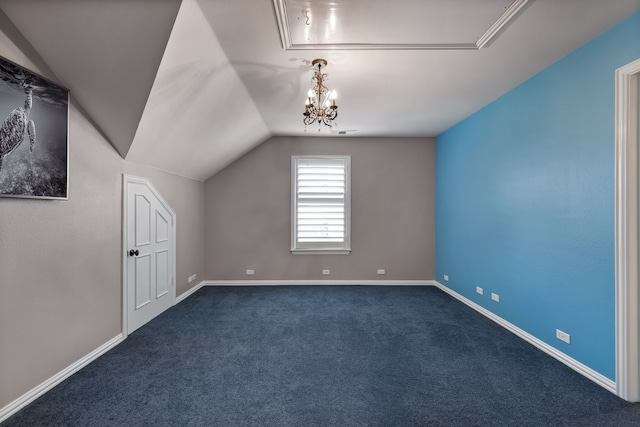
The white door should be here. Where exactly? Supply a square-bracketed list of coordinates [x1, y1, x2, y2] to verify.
[124, 175, 175, 334]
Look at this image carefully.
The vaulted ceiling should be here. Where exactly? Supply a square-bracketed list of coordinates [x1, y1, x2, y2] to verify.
[0, 0, 639, 181]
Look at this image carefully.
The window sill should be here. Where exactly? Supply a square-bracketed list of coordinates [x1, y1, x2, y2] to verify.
[291, 249, 351, 255]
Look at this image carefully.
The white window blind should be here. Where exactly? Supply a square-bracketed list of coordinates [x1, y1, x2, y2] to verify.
[291, 156, 351, 254]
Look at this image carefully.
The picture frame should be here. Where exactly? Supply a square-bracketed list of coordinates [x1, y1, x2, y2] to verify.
[0, 55, 69, 200]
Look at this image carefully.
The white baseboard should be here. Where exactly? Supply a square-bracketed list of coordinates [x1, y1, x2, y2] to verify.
[434, 281, 616, 394]
[202, 280, 436, 287]
[175, 280, 206, 304]
[0, 333, 125, 423]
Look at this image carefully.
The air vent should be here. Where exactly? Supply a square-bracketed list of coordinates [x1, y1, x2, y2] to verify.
[330, 129, 357, 135]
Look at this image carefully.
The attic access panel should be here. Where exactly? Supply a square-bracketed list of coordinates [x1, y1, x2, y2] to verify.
[273, 0, 530, 50]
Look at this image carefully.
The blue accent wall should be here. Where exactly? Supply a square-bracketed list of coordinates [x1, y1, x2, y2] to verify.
[435, 11, 640, 380]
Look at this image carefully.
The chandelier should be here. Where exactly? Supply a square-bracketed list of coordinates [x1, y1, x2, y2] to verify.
[303, 58, 338, 129]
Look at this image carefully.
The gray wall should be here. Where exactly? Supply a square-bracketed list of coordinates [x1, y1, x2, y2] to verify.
[0, 14, 205, 409]
[204, 136, 435, 280]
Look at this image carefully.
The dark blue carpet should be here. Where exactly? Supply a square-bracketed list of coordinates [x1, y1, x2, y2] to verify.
[4, 286, 640, 426]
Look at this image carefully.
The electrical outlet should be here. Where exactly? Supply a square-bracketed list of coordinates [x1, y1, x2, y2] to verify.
[491, 293, 500, 302]
[322, 269, 330, 275]
[556, 329, 571, 344]
[246, 269, 254, 276]
[476, 286, 483, 295]
[444, 275, 449, 281]
[188, 274, 197, 283]
[377, 269, 386, 275]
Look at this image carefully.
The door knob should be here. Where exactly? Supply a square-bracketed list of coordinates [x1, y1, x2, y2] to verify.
[129, 249, 139, 256]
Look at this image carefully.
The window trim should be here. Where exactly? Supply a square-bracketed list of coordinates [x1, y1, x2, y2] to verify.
[291, 155, 351, 255]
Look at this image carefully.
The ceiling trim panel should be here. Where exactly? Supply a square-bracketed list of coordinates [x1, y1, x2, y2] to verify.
[272, 0, 530, 50]
[477, 0, 531, 48]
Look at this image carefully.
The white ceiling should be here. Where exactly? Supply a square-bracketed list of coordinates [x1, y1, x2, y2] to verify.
[126, 0, 270, 181]
[0, 0, 639, 181]
[0, 0, 182, 159]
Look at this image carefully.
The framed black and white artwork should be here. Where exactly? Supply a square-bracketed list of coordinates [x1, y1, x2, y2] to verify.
[0, 55, 69, 200]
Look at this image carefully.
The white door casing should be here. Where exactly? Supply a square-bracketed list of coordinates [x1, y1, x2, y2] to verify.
[615, 57, 640, 402]
[123, 175, 176, 335]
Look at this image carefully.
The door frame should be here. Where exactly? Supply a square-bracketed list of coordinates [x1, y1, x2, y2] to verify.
[615, 57, 640, 402]
[122, 174, 177, 338]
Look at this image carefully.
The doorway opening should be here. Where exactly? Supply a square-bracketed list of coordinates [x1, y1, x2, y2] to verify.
[615, 57, 640, 402]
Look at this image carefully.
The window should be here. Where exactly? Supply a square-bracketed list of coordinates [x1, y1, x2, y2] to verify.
[291, 156, 351, 254]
